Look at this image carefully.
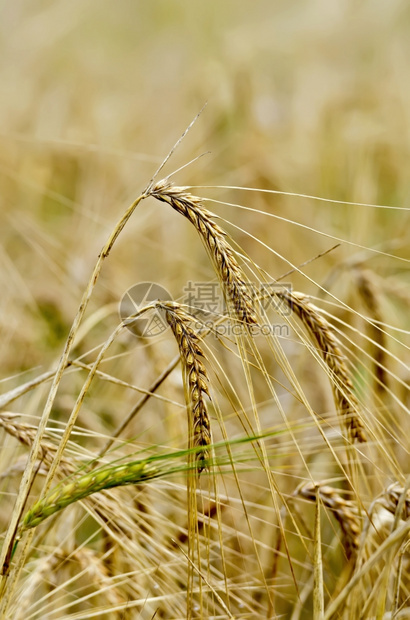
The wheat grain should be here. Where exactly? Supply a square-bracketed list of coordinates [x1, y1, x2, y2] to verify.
[161, 302, 212, 472]
[276, 290, 367, 442]
[150, 180, 258, 326]
[297, 482, 361, 559]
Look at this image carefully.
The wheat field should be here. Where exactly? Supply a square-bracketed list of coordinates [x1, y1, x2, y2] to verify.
[0, 2, 409, 619]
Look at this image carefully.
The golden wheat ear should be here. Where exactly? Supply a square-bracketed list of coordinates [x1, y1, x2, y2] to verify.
[150, 180, 258, 326]
[159, 302, 212, 473]
[355, 268, 388, 393]
[296, 481, 361, 560]
[276, 289, 367, 442]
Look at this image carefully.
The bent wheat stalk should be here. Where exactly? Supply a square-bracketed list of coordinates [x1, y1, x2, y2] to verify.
[276, 290, 367, 442]
[150, 180, 258, 326]
[161, 302, 212, 473]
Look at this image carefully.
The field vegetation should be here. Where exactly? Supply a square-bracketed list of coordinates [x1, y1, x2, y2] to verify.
[0, 2, 409, 618]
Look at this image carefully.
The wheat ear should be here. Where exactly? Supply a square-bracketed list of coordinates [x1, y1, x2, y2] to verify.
[0, 414, 74, 476]
[356, 268, 388, 392]
[161, 302, 212, 472]
[150, 180, 258, 326]
[276, 290, 366, 442]
[297, 482, 361, 559]
[380, 483, 410, 521]
[20, 460, 158, 531]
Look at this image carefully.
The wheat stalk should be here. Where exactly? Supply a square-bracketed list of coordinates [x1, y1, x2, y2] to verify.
[161, 302, 212, 473]
[150, 180, 258, 326]
[276, 290, 367, 442]
[297, 481, 361, 560]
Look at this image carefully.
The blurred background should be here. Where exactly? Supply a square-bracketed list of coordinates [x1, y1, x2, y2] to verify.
[1, 0, 410, 374]
[0, 0, 409, 374]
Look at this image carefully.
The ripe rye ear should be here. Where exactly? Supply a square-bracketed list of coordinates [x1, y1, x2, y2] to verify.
[161, 302, 212, 473]
[150, 180, 258, 326]
[297, 481, 361, 560]
[276, 290, 367, 442]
